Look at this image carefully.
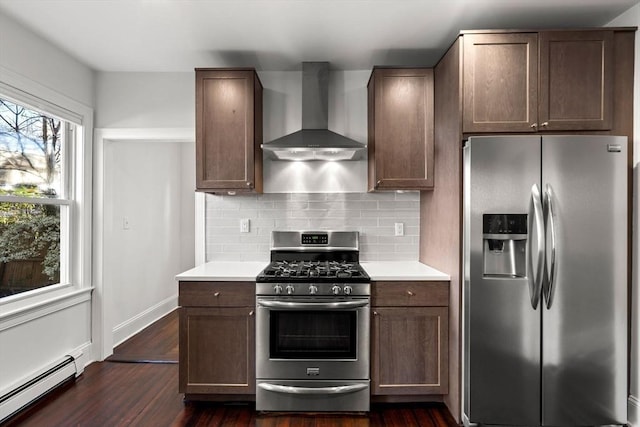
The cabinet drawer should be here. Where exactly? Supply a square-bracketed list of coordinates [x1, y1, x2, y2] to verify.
[179, 281, 254, 307]
[372, 281, 449, 307]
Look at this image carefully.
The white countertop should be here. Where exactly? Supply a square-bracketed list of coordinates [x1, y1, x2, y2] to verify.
[176, 261, 268, 281]
[176, 260, 449, 282]
[360, 261, 450, 281]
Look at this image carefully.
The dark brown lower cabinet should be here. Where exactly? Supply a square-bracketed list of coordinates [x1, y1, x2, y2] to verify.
[177, 280, 449, 403]
[371, 281, 449, 398]
[178, 282, 255, 399]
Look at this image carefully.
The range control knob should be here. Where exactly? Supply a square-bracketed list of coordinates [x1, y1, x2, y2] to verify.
[273, 284, 283, 295]
[286, 285, 295, 295]
[308, 285, 318, 295]
[343, 285, 353, 295]
[331, 285, 342, 295]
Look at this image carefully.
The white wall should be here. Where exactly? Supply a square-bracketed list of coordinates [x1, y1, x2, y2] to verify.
[0, 8, 94, 411]
[95, 72, 194, 128]
[104, 140, 194, 345]
[608, 6, 640, 424]
[0, 10, 94, 108]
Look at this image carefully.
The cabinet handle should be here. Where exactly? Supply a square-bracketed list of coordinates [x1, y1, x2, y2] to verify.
[541, 122, 549, 127]
[530, 123, 538, 129]
[373, 311, 379, 316]
[249, 310, 254, 316]
[375, 180, 381, 188]
[246, 181, 252, 186]
[407, 290, 415, 296]
[214, 292, 220, 297]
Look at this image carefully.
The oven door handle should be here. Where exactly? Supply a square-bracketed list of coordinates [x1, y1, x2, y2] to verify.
[256, 300, 369, 310]
[258, 382, 368, 395]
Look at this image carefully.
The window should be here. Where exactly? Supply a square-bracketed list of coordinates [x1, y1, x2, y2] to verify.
[0, 97, 72, 298]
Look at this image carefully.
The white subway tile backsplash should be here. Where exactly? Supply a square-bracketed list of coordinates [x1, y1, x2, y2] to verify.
[378, 235, 414, 244]
[290, 193, 327, 201]
[222, 209, 259, 218]
[394, 191, 420, 201]
[210, 234, 241, 244]
[378, 201, 420, 210]
[274, 219, 312, 229]
[361, 209, 413, 218]
[275, 201, 308, 210]
[288, 209, 329, 218]
[205, 192, 419, 262]
[377, 218, 419, 228]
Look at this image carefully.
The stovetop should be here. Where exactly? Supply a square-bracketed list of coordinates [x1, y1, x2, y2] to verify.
[256, 231, 369, 284]
[256, 259, 370, 283]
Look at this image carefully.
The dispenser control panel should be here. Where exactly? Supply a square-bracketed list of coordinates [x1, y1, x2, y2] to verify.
[483, 214, 527, 235]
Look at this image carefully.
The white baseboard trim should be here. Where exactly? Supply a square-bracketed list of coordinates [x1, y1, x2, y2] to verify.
[72, 342, 92, 374]
[630, 395, 639, 427]
[0, 342, 91, 423]
[112, 295, 177, 348]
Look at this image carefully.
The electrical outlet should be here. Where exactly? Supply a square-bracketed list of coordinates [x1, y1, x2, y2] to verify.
[394, 222, 404, 236]
[240, 218, 250, 233]
[123, 216, 130, 230]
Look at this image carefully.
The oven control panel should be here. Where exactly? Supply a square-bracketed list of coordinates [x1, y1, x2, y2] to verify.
[301, 233, 328, 245]
[256, 282, 370, 297]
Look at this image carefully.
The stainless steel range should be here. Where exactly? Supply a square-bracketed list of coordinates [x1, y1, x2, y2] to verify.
[255, 231, 370, 412]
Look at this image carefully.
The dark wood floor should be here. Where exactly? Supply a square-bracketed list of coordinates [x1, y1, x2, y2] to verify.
[4, 310, 458, 427]
[106, 310, 179, 363]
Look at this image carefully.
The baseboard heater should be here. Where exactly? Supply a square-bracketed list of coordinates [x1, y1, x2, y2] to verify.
[0, 351, 81, 423]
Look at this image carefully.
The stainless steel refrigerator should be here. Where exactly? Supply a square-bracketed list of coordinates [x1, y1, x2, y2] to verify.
[463, 135, 628, 426]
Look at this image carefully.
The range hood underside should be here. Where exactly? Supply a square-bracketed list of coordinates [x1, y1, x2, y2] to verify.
[262, 129, 366, 161]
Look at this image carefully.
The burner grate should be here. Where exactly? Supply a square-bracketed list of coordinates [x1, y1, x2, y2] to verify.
[258, 259, 367, 281]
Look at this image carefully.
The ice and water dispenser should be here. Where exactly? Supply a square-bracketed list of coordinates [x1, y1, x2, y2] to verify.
[483, 214, 527, 278]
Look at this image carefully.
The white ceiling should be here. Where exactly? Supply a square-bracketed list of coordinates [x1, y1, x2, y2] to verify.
[0, 0, 638, 72]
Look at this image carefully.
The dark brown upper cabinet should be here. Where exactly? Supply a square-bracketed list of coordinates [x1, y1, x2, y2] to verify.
[463, 30, 613, 133]
[195, 68, 263, 193]
[538, 31, 613, 131]
[368, 68, 435, 191]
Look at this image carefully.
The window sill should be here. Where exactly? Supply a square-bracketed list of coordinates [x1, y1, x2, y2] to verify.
[0, 286, 93, 332]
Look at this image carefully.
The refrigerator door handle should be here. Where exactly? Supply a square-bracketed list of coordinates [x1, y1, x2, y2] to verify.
[544, 184, 558, 309]
[527, 184, 545, 309]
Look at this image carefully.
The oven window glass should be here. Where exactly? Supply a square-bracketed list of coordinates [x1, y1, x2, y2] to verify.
[270, 310, 357, 359]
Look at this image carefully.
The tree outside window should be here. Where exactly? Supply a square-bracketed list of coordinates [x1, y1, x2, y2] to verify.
[0, 98, 67, 298]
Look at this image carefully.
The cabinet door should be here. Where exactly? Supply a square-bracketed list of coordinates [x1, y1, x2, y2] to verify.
[369, 68, 434, 190]
[371, 306, 448, 395]
[196, 69, 259, 192]
[463, 33, 538, 133]
[179, 307, 255, 394]
[538, 31, 613, 131]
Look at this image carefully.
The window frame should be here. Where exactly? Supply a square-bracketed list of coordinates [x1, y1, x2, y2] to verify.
[0, 104, 72, 296]
[0, 75, 92, 312]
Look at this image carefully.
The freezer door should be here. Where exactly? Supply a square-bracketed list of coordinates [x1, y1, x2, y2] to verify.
[541, 136, 627, 426]
[465, 136, 542, 426]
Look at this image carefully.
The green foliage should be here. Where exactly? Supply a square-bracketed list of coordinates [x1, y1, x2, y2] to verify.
[0, 186, 60, 282]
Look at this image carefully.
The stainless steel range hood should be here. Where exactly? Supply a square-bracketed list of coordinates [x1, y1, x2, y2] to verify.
[261, 62, 366, 161]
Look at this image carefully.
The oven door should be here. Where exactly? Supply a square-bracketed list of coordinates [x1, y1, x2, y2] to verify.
[256, 296, 370, 381]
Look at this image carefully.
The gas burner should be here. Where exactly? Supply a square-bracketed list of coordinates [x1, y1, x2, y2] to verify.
[256, 231, 370, 284]
[258, 259, 368, 283]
